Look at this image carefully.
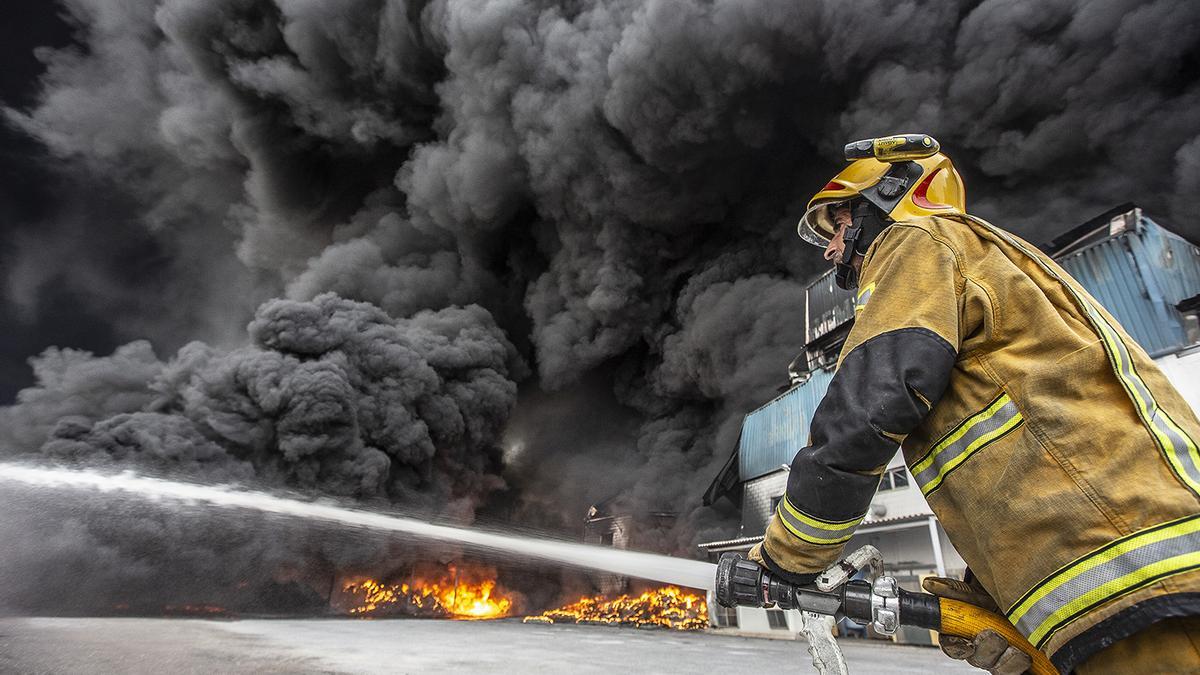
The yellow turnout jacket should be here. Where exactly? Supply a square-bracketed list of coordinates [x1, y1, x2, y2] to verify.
[761, 214, 1200, 671]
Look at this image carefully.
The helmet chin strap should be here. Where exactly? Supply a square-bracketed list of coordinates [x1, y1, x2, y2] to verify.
[835, 244, 860, 291]
[834, 200, 889, 291]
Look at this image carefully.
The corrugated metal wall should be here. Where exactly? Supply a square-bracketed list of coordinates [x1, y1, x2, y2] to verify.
[1126, 219, 1200, 317]
[1055, 217, 1200, 356]
[739, 367, 834, 480]
[740, 471, 789, 533]
[806, 268, 856, 344]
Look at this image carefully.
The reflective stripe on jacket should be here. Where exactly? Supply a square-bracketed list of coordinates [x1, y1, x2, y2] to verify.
[760, 214, 1200, 672]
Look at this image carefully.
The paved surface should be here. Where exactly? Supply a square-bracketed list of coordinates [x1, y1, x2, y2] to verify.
[0, 617, 977, 674]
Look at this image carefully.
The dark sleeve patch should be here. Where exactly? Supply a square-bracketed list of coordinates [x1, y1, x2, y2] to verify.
[785, 327, 956, 522]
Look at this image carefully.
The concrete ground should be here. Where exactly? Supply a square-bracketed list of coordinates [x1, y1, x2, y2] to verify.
[0, 617, 978, 674]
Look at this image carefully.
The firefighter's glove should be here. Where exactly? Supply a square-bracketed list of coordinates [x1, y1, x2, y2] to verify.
[747, 542, 766, 567]
[922, 575, 999, 612]
[922, 576, 1031, 675]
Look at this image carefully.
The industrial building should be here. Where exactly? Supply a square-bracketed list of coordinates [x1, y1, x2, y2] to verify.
[699, 205, 1200, 639]
[584, 498, 677, 594]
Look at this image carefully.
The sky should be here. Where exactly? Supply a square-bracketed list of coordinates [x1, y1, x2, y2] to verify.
[0, 1, 124, 402]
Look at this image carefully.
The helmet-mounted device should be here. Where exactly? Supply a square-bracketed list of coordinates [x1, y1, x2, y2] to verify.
[798, 134, 967, 290]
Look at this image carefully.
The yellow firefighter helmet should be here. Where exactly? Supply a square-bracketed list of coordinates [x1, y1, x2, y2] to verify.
[798, 134, 967, 247]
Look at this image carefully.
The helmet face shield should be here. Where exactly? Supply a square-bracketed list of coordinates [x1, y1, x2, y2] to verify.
[798, 200, 844, 248]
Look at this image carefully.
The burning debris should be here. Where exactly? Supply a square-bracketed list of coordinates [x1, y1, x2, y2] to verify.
[523, 586, 707, 630]
[339, 580, 402, 616]
[335, 565, 514, 620]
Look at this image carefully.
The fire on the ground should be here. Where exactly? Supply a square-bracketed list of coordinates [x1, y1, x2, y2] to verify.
[523, 586, 707, 630]
[337, 566, 514, 619]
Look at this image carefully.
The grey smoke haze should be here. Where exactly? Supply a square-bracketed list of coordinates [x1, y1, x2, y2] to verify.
[2, 0, 1199, 610]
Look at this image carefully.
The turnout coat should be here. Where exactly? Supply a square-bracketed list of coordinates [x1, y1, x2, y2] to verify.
[760, 214, 1200, 672]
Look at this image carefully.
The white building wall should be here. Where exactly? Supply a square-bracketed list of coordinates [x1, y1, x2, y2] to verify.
[744, 452, 930, 533]
[938, 523, 967, 577]
[847, 527, 930, 575]
[1156, 349, 1200, 413]
[843, 520, 966, 581]
[862, 453, 930, 524]
[741, 470, 788, 533]
[735, 606, 770, 632]
[734, 607, 805, 634]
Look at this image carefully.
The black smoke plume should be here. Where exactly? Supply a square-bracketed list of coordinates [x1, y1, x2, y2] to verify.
[0, 292, 518, 612]
[2, 0, 1199, 611]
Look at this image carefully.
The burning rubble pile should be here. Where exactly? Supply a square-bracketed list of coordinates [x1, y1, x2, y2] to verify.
[335, 564, 515, 620]
[523, 586, 707, 630]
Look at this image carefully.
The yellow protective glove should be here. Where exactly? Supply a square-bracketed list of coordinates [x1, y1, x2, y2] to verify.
[922, 576, 1032, 675]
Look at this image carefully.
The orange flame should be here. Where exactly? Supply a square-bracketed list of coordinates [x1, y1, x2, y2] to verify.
[339, 567, 513, 619]
[523, 586, 707, 630]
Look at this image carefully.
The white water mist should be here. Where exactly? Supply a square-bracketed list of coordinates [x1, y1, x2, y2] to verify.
[0, 463, 716, 592]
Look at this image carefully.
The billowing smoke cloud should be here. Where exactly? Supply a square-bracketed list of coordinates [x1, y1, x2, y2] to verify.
[3, 0, 1199, 609]
[0, 292, 518, 611]
[3, 292, 519, 506]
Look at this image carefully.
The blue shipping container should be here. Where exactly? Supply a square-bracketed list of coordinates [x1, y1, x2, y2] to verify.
[1056, 216, 1200, 356]
[739, 367, 834, 481]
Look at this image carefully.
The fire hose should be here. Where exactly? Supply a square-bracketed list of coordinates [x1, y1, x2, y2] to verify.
[714, 545, 1056, 675]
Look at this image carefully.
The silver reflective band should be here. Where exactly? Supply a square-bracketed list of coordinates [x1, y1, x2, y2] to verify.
[776, 495, 863, 546]
[1006, 514, 1200, 648]
[1085, 301, 1200, 492]
[854, 283, 875, 313]
[912, 393, 1023, 496]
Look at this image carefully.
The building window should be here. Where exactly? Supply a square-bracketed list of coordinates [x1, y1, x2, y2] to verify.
[1179, 295, 1200, 345]
[766, 609, 789, 630]
[878, 467, 910, 492]
[714, 606, 738, 628]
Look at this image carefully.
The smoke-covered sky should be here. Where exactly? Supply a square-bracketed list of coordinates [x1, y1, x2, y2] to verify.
[2, 0, 1199, 612]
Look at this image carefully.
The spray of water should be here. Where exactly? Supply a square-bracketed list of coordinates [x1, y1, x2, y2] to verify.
[0, 463, 717, 592]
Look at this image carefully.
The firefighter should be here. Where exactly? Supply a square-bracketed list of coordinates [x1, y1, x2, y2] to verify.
[749, 134, 1200, 673]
